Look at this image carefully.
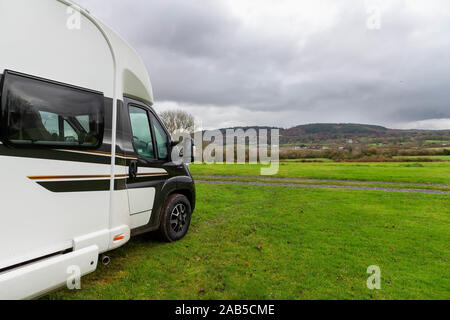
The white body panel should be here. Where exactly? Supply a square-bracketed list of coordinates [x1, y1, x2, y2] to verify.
[129, 187, 155, 229]
[0, 0, 114, 97]
[128, 188, 156, 215]
[0, 0, 157, 299]
[0, 245, 99, 300]
[130, 211, 152, 230]
[0, 155, 111, 270]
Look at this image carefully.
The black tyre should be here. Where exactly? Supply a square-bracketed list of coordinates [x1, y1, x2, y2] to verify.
[159, 194, 192, 242]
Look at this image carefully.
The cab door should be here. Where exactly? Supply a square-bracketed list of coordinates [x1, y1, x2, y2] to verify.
[124, 99, 171, 230]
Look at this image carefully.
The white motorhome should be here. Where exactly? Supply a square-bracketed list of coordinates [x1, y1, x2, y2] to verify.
[0, 0, 196, 299]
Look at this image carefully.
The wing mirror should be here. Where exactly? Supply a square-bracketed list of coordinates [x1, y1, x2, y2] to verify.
[170, 138, 195, 164]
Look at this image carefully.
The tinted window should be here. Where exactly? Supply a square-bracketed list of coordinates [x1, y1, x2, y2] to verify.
[150, 113, 169, 159]
[129, 106, 155, 159]
[1, 72, 104, 147]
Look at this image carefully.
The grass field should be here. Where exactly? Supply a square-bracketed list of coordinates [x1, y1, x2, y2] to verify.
[281, 158, 334, 163]
[48, 183, 449, 300]
[193, 176, 450, 192]
[47, 162, 450, 300]
[425, 140, 450, 144]
[394, 155, 450, 161]
[190, 162, 450, 185]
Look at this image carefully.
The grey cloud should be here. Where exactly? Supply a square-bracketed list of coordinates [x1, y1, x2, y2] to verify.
[77, 0, 450, 128]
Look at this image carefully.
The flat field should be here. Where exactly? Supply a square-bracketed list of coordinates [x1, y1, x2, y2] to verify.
[190, 162, 450, 185]
[47, 162, 450, 300]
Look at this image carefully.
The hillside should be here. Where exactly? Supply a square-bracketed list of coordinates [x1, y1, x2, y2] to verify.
[208, 123, 450, 146]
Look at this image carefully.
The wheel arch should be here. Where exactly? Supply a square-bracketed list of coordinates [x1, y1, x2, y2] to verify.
[168, 188, 195, 211]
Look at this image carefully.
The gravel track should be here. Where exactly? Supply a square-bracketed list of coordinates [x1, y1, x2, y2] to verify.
[193, 175, 450, 188]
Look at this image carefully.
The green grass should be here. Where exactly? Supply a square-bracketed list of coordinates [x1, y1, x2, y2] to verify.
[394, 155, 450, 161]
[425, 140, 450, 144]
[190, 162, 450, 185]
[193, 176, 450, 192]
[281, 158, 334, 163]
[48, 184, 450, 300]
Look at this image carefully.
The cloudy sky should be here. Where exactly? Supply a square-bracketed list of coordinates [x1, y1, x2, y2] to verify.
[76, 0, 450, 130]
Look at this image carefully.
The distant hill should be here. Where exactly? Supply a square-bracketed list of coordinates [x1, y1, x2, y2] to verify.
[282, 123, 388, 144]
[205, 123, 450, 145]
[286, 123, 388, 135]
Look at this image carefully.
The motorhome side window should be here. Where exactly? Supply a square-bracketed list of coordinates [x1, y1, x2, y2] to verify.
[150, 113, 169, 160]
[1, 72, 104, 147]
[129, 106, 155, 159]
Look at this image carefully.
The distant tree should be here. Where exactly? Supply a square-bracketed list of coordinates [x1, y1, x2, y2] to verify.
[159, 110, 195, 137]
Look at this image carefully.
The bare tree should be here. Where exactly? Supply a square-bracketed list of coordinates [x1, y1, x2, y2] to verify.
[159, 110, 195, 137]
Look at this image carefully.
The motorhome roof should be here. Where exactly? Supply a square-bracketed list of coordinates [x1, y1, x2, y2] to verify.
[1, 0, 154, 104]
[64, 0, 154, 105]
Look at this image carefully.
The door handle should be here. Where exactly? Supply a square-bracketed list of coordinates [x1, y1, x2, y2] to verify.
[129, 160, 138, 179]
